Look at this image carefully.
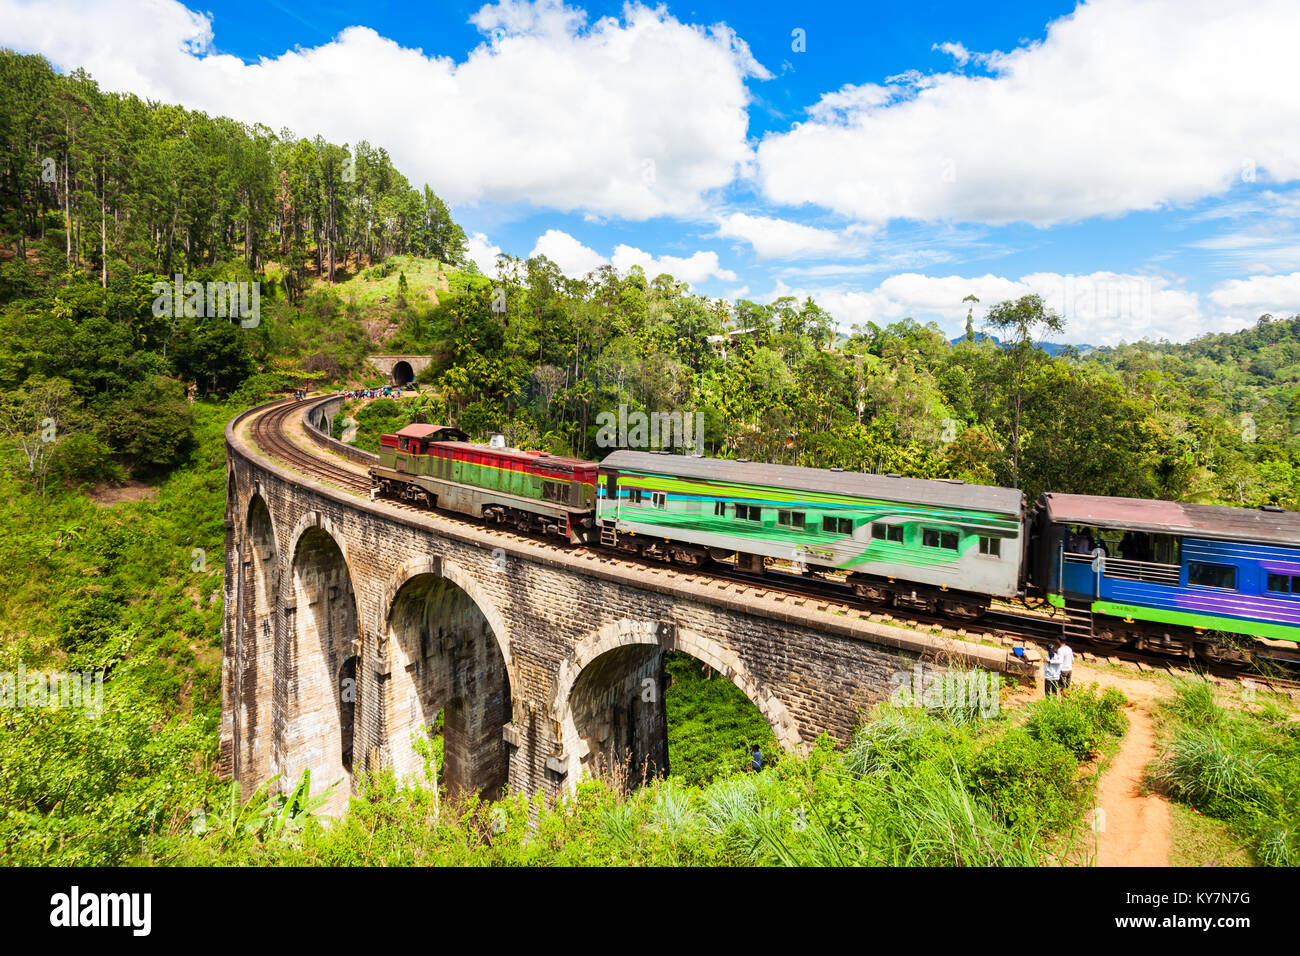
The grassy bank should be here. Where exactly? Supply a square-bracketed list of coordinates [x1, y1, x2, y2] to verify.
[1150, 678, 1300, 866]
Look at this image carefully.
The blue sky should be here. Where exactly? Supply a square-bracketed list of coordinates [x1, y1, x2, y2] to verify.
[3, 0, 1299, 344]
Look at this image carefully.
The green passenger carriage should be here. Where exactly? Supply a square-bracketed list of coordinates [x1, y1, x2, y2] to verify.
[595, 451, 1025, 620]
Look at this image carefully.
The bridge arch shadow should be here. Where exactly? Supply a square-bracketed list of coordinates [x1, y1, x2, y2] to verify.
[552, 619, 803, 792]
[278, 512, 361, 815]
[380, 559, 512, 801]
[233, 491, 278, 784]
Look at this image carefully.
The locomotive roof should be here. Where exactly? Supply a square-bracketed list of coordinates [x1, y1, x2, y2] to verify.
[395, 423, 468, 441]
[1040, 492, 1300, 547]
[599, 450, 1023, 515]
[437, 441, 596, 471]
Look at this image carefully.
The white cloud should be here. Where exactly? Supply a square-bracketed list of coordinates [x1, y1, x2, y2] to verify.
[713, 213, 875, 259]
[1207, 273, 1300, 318]
[465, 232, 503, 275]
[756, 271, 1278, 346]
[931, 41, 972, 67]
[529, 229, 608, 276]
[0, 0, 768, 219]
[522, 229, 735, 284]
[610, 244, 736, 284]
[757, 0, 1300, 226]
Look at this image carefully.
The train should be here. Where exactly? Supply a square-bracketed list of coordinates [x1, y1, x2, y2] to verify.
[370, 424, 1300, 664]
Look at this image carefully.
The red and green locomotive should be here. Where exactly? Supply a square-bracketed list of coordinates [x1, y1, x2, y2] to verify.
[370, 424, 598, 543]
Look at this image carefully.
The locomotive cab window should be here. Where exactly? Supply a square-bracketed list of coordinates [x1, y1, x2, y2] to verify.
[1188, 562, 1236, 591]
[978, 536, 1001, 557]
[778, 510, 806, 529]
[923, 529, 959, 551]
[870, 522, 903, 543]
[736, 504, 762, 521]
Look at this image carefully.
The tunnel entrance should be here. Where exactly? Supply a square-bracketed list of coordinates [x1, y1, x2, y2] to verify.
[385, 574, 510, 800]
[392, 360, 414, 386]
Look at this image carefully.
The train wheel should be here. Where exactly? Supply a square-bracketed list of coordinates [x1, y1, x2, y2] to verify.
[851, 582, 891, 604]
[669, 546, 706, 568]
[938, 597, 989, 621]
[1194, 640, 1254, 669]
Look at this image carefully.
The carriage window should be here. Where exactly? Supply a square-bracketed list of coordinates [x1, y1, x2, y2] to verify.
[823, 516, 854, 535]
[736, 504, 762, 521]
[1188, 562, 1236, 590]
[871, 522, 903, 543]
[714, 501, 726, 516]
[1267, 574, 1300, 594]
[979, 536, 1001, 557]
[652, 492, 666, 509]
[778, 510, 806, 529]
[627, 489, 645, 505]
[923, 529, 959, 551]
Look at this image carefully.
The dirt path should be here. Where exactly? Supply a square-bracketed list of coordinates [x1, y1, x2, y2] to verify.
[1075, 664, 1171, 866]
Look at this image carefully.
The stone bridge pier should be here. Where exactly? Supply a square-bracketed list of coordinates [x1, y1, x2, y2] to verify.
[222, 401, 1028, 814]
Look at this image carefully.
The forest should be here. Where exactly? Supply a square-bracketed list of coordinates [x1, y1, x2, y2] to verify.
[1, 50, 1298, 866]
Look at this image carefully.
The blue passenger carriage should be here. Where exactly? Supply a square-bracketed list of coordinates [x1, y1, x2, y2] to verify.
[1030, 493, 1300, 660]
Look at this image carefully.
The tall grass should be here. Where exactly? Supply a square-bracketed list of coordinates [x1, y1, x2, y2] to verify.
[1151, 678, 1299, 866]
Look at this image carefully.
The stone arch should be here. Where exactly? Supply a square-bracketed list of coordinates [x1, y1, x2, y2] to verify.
[226, 469, 239, 521]
[233, 492, 279, 784]
[392, 360, 414, 385]
[381, 562, 511, 800]
[277, 513, 361, 815]
[552, 619, 803, 791]
[378, 557, 513, 676]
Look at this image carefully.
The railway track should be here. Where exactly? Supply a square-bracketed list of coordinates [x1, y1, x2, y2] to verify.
[250, 399, 373, 495]
[246, 394, 1300, 693]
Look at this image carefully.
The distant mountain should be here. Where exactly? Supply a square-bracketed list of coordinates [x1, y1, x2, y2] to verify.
[951, 331, 1097, 355]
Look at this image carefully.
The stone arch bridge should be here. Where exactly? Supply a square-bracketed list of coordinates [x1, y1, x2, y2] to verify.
[222, 397, 1028, 813]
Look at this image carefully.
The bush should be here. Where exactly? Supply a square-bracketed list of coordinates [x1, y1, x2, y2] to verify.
[971, 729, 1079, 828]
